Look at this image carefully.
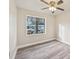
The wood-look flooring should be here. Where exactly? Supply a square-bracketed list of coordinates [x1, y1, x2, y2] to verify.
[15, 40, 70, 59]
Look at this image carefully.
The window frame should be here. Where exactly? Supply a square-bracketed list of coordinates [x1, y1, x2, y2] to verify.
[25, 15, 46, 36]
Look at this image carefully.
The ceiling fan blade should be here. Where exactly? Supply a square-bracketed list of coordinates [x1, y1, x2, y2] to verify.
[40, 0, 49, 5]
[57, 0, 63, 5]
[56, 7, 64, 11]
[41, 7, 49, 10]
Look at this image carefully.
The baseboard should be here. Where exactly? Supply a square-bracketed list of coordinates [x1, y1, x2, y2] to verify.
[13, 38, 56, 59]
[17, 38, 56, 50]
[57, 39, 70, 45]
[12, 38, 69, 59]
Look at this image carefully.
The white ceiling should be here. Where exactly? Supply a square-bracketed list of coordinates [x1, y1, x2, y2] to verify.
[16, 0, 70, 15]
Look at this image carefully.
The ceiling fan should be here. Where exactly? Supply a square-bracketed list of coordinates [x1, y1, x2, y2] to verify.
[40, 0, 64, 13]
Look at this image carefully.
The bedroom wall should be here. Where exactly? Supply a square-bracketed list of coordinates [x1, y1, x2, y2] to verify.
[17, 8, 56, 47]
[9, 0, 17, 59]
[55, 12, 70, 44]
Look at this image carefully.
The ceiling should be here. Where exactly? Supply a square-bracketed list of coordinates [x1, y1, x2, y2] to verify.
[16, 0, 70, 15]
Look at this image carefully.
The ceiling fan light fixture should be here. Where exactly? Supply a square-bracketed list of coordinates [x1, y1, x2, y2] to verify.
[49, 7, 57, 11]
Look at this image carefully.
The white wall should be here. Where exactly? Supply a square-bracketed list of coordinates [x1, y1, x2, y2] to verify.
[55, 12, 70, 44]
[9, 0, 17, 59]
[17, 8, 56, 47]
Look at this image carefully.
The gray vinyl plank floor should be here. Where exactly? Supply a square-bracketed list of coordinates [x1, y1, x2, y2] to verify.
[15, 40, 70, 59]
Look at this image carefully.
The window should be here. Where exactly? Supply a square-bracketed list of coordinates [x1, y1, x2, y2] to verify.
[26, 16, 45, 35]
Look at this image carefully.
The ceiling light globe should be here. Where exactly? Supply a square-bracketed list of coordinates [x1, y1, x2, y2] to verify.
[49, 7, 57, 11]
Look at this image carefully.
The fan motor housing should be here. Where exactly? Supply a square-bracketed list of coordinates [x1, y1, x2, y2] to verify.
[49, 1, 56, 7]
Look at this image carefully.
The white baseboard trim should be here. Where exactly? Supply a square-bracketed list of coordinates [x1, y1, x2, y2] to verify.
[57, 39, 70, 45]
[17, 38, 56, 50]
[12, 38, 56, 59]
[11, 38, 69, 59]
